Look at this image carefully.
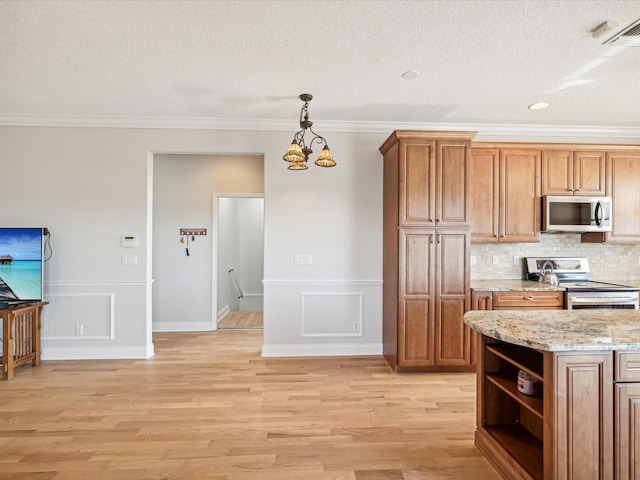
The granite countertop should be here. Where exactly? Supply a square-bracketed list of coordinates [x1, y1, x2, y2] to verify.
[470, 279, 640, 292]
[470, 279, 565, 292]
[464, 309, 640, 352]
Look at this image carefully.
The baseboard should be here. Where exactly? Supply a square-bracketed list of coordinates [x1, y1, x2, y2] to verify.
[217, 304, 230, 321]
[152, 321, 215, 332]
[261, 343, 383, 357]
[42, 345, 154, 360]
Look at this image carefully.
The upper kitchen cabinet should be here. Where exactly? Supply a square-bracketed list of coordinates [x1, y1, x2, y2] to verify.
[380, 130, 476, 228]
[470, 147, 541, 243]
[584, 150, 640, 244]
[541, 150, 605, 196]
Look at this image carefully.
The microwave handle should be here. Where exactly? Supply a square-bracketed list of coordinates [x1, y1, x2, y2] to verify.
[595, 201, 603, 227]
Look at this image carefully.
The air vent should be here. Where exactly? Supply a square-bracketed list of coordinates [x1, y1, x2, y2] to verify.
[604, 18, 640, 46]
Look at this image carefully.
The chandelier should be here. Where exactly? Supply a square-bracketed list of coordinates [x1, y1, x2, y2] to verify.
[282, 94, 336, 171]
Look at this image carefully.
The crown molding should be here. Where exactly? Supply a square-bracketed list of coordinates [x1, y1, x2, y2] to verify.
[1, 114, 639, 141]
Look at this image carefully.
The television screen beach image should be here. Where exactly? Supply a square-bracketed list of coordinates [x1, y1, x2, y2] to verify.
[0, 228, 43, 302]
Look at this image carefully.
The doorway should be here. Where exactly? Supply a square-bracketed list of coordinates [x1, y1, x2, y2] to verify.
[214, 194, 264, 330]
[151, 154, 264, 333]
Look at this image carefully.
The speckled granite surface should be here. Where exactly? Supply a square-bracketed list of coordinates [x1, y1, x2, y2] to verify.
[464, 309, 640, 352]
[470, 280, 565, 292]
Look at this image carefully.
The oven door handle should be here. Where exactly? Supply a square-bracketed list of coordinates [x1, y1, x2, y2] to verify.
[568, 296, 637, 304]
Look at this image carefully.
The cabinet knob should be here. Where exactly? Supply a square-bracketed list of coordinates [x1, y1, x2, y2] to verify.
[524, 296, 535, 301]
[575, 188, 581, 192]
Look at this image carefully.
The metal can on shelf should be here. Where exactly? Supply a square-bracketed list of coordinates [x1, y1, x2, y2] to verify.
[517, 369, 539, 396]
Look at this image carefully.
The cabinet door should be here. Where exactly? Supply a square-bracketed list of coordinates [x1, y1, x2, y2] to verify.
[541, 150, 573, 195]
[471, 291, 493, 310]
[435, 230, 470, 366]
[606, 151, 640, 244]
[435, 140, 469, 227]
[615, 383, 640, 480]
[500, 150, 541, 242]
[398, 229, 435, 367]
[399, 141, 435, 226]
[469, 149, 500, 242]
[574, 151, 605, 196]
[554, 352, 614, 480]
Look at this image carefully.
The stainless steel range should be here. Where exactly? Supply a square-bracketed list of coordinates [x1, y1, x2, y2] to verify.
[524, 257, 639, 310]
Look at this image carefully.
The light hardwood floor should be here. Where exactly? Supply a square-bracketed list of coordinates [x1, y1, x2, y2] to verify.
[0, 331, 500, 480]
[217, 311, 263, 329]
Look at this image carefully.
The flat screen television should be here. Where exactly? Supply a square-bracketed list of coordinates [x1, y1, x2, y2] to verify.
[0, 227, 45, 303]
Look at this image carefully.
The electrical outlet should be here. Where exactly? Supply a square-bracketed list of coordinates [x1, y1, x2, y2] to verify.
[75, 324, 84, 336]
[353, 322, 360, 333]
[470, 255, 477, 266]
[492, 255, 499, 265]
[513, 255, 520, 266]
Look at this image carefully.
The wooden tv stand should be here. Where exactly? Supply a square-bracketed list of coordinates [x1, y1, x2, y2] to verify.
[1, 302, 48, 380]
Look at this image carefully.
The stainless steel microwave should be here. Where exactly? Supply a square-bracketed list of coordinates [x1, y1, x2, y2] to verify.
[542, 195, 612, 232]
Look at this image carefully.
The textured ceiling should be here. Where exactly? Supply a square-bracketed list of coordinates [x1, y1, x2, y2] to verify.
[1, 0, 639, 132]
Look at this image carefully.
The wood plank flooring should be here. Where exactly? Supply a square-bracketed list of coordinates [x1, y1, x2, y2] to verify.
[0, 331, 500, 480]
[217, 311, 263, 329]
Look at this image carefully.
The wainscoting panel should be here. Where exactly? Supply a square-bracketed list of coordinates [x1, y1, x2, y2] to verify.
[41, 281, 152, 360]
[42, 293, 114, 340]
[301, 292, 363, 337]
[261, 279, 383, 357]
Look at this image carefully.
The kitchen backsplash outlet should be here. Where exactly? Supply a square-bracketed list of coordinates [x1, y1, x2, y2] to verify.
[471, 233, 640, 281]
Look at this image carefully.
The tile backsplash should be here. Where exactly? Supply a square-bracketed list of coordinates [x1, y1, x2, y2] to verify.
[471, 233, 640, 281]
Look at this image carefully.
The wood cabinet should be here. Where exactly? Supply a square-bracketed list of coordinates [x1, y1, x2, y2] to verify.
[399, 229, 470, 368]
[475, 336, 614, 480]
[582, 150, 640, 244]
[615, 384, 640, 480]
[381, 130, 476, 372]
[471, 290, 564, 311]
[471, 291, 493, 311]
[492, 291, 564, 310]
[541, 150, 605, 196]
[615, 351, 640, 480]
[395, 133, 471, 227]
[469, 148, 541, 243]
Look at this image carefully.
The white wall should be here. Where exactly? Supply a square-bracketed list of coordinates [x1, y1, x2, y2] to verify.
[0, 125, 385, 359]
[4, 124, 635, 360]
[217, 197, 241, 316]
[152, 154, 264, 332]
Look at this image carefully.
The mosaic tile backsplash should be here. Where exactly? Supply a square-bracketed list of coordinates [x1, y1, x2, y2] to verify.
[470, 233, 640, 281]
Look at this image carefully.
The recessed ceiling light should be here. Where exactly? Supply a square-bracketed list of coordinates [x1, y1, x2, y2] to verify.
[401, 70, 419, 80]
[528, 101, 551, 110]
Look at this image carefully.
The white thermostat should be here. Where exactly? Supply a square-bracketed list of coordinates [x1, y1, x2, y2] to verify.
[121, 235, 138, 248]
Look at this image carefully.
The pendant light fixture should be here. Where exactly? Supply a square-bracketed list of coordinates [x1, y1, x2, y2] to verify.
[282, 94, 336, 171]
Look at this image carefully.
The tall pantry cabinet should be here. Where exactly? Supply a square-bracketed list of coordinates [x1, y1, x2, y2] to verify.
[380, 131, 476, 372]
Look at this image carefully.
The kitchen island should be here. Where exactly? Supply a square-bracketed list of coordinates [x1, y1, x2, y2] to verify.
[464, 309, 640, 480]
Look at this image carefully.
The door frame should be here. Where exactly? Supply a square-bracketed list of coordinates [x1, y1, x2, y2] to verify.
[212, 192, 265, 330]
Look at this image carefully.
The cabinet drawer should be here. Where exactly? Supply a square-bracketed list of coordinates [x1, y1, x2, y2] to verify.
[615, 351, 640, 382]
[492, 291, 564, 309]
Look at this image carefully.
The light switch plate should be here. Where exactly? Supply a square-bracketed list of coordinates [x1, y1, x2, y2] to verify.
[294, 254, 312, 265]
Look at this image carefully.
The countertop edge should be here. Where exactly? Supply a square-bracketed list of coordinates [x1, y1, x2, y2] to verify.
[464, 310, 640, 352]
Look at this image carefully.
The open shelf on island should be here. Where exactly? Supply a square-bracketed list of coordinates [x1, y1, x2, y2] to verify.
[485, 424, 543, 480]
[485, 342, 543, 381]
[485, 372, 543, 418]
